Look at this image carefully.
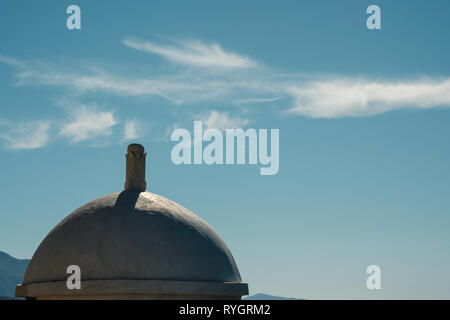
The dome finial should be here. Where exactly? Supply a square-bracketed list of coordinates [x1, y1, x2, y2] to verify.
[124, 143, 147, 191]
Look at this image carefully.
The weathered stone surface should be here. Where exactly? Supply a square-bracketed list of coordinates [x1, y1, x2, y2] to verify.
[22, 191, 242, 284]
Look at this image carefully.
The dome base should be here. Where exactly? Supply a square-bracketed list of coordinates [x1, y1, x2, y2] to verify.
[16, 279, 248, 300]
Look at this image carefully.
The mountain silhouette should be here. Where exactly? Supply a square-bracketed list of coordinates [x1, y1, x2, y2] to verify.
[0, 251, 29, 298]
[244, 293, 299, 300]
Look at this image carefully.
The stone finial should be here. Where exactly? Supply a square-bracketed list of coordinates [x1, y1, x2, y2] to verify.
[124, 144, 147, 191]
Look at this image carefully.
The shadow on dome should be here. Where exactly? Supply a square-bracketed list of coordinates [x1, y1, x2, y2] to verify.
[114, 189, 141, 211]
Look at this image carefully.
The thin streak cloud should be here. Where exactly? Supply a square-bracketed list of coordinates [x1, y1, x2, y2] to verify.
[123, 38, 257, 69]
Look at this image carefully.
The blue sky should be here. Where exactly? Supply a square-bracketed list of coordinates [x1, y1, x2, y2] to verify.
[1, 0, 450, 299]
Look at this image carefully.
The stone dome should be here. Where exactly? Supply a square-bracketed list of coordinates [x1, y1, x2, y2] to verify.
[16, 144, 247, 299]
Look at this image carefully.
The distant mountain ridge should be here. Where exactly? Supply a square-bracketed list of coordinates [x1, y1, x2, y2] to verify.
[244, 293, 299, 300]
[0, 251, 29, 298]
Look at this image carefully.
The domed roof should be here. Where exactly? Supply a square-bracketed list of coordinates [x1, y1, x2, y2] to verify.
[23, 190, 242, 284]
[16, 144, 247, 299]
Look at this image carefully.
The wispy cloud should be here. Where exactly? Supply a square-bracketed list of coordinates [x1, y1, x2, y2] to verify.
[123, 38, 257, 69]
[287, 77, 450, 118]
[0, 54, 23, 68]
[60, 106, 117, 143]
[204, 110, 248, 130]
[2, 38, 450, 122]
[122, 119, 141, 142]
[234, 97, 282, 105]
[0, 120, 51, 150]
[2, 62, 229, 105]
